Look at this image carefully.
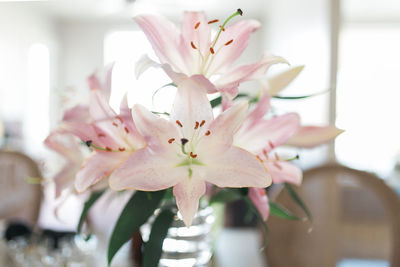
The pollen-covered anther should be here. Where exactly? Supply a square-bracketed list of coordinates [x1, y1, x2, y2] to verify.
[124, 127, 129, 133]
[85, 140, 93, 147]
[200, 120, 206, 127]
[116, 116, 124, 123]
[274, 162, 283, 170]
[256, 155, 263, 163]
[106, 147, 112, 152]
[208, 19, 219, 24]
[190, 152, 198, 158]
[274, 153, 280, 161]
[112, 122, 118, 127]
[190, 41, 197, 50]
[181, 138, 189, 145]
[194, 21, 200, 29]
[237, 8, 243, 16]
[205, 130, 211, 136]
[268, 140, 275, 149]
[168, 138, 175, 144]
[210, 47, 215, 54]
[225, 39, 234, 46]
[98, 133, 106, 138]
[176, 120, 183, 127]
[219, 25, 225, 31]
[194, 121, 199, 129]
[118, 147, 126, 152]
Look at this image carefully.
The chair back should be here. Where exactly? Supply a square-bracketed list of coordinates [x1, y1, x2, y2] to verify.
[265, 164, 400, 267]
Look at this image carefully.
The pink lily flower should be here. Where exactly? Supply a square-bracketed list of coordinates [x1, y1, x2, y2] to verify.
[135, 10, 287, 99]
[45, 131, 85, 198]
[109, 78, 271, 226]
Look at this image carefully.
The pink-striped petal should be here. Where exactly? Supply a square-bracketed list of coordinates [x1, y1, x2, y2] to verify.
[88, 63, 114, 101]
[173, 178, 206, 227]
[119, 94, 146, 148]
[197, 101, 248, 155]
[170, 78, 214, 138]
[62, 105, 90, 123]
[286, 125, 344, 148]
[134, 14, 189, 73]
[214, 53, 288, 97]
[132, 104, 179, 153]
[235, 113, 300, 154]
[249, 188, 270, 221]
[200, 146, 271, 188]
[75, 151, 130, 193]
[206, 20, 261, 75]
[109, 147, 184, 191]
[265, 161, 302, 185]
[244, 92, 271, 128]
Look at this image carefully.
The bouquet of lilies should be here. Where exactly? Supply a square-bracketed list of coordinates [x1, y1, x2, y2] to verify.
[45, 9, 342, 266]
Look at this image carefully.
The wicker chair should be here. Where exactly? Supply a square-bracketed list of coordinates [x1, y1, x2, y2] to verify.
[265, 164, 400, 267]
[0, 151, 42, 226]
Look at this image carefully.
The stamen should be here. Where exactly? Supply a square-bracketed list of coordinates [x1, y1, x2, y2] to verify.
[260, 189, 266, 196]
[224, 39, 234, 46]
[274, 162, 283, 170]
[200, 120, 206, 127]
[194, 21, 200, 29]
[208, 19, 219, 24]
[210, 47, 215, 54]
[176, 120, 183, 127]
[112, 122, 118, 127]
[168, 138, 175, 144]
[118, 147, 126, 152]
[85, 140, 93, 147]
[106, 147, 112, 152]
[190, 152, 198, 158]
[268, 141, 275, 149]
[237, 8, 243, 16]
[98, 133, 106, 138]
[124, 127, 130, 133]
[205, 130, 211, 136]
[256, 155, 263, 163]
[219, 26, 225, 31]
[190, 41, 197, 50]
[274, 153, 280, 161]
[116, 116, 124, 123]
[194, 121, 199, 129]
[262, 149, 267, 156]
[181, 138, 189, 145]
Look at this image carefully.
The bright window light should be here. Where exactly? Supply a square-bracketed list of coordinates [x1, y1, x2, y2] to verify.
[336, 25, 400, 174]
[104, 30, 174, 113]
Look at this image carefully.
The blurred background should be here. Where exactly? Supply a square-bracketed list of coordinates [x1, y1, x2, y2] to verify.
[0, 0, 399, 266]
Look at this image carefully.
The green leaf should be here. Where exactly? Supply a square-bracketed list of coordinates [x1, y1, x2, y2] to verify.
[244, 196, 269, 249]
[77, 189, 105, 233]
[108, 190, 166, 266]
[284, 183, 312, 222]
[272, 90, 329, 100]
[269, 201, 302, 220]
[209, 189, 241, 204]
[142, 209, 175, 267]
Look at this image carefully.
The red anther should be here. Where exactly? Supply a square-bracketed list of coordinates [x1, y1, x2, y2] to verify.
[200, 120, 206, 127]
[118, 147, 126, 152]
[106, 147, 112, 152]
[260, 189, 266, 196]
[208, 19, 219, 24]
[224, 39, 234, 46]
[274, 162, 283, 170]
[176, 120, 183, 127]
[194, 22, 200, 29]
[274, 153, 280, 161]
[191, 41, 197, 49]
[210, 47, 215, 54]
[194, 121, 199, 130]
[98, 133, 106, 138]
[262, 149, 267, 156]
[219, 26, 225, 31]
[190, 152, 198, 158]
[168, 138, 175, 144]
[112, 122, 118, 127]
[268, 140, 275, 149]
[116, 116, 124, 123]
[205, 130, 211, 136]
[124, 127, 129, 133]
[256, 155, 263, 162]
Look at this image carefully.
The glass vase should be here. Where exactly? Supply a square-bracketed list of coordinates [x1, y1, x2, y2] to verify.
[140, 203, 215, 267]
